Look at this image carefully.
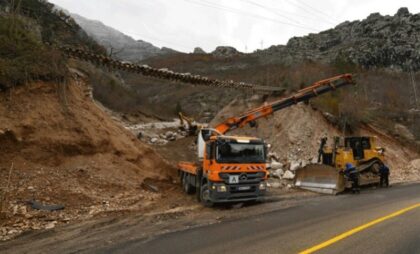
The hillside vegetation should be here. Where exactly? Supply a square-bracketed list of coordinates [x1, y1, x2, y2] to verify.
[0, 0, 105, 89]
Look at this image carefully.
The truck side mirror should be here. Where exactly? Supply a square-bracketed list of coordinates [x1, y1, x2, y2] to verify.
[201, 129, 212, 141]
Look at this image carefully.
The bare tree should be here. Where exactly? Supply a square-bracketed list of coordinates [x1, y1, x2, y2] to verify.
[108, 46, 125, 58]
[410, 69, 418, 109]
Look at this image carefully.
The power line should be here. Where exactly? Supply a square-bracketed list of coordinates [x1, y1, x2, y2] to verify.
[240, 0, 309, 28]
[200, 0, 320, 31]
[264, 1, 338, 26]
[185, 0, 320, 32]
[295, 0, 340, 23]
[282, 0, 338, 26]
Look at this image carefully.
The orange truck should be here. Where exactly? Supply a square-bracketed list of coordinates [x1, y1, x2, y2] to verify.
[178, 74, 355, 206]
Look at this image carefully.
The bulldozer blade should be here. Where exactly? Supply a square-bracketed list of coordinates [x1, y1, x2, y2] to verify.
[294, 164, 345, 195]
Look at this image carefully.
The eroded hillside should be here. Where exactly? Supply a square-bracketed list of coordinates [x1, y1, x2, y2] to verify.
[0, 75, 182, 240]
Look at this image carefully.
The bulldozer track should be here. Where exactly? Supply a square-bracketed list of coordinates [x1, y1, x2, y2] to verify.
[58, 46, 283, 93]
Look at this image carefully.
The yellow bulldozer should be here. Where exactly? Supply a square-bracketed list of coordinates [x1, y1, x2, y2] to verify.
[295, 136, 385, 194]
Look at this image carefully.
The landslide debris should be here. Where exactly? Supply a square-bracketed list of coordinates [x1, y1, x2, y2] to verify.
[0, 77, 177, 241]
[211, 97, 420, 189]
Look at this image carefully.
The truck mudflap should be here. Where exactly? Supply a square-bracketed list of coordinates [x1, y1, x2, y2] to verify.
[295, 164, 345, 195]
[207, 181, 266, 203]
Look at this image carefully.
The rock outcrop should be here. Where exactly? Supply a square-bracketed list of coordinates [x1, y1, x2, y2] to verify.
[212, 46, 241, 57]
[260, 7, 420, 71]
[193, 47, 206, 54]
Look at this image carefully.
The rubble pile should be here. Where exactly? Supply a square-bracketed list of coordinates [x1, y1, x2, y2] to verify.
[0, 79, 176, 241]
[266, 152, 311, 190]
[0, 189, 161, 241]
[124, 119, 190, 145]
[212, 98, 420, 187]
[266, 155, 291, 189]
[394, 159, 420, 182]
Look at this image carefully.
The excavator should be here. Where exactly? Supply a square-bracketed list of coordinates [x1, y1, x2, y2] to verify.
[177, 74, 356, 206]
[295, 136, 385, 194]
[178, 112, 204, 136]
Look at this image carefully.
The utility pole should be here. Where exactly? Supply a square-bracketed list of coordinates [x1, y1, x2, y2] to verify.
[266, 66, 269, 85]
[260, 40, 264, 50]
[362, 83, 368, 101]
[342, 116, 347, 137]
[410, 70, 418, 109]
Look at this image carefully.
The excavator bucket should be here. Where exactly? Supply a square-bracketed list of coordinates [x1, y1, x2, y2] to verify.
[294, 164, 346, 195]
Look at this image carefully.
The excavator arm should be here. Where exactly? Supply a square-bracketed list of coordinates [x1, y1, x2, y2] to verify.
[214, 74, 355, 134]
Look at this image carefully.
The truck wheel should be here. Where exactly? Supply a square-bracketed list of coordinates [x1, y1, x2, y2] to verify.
[196, 169, 203, 202]
[181, 171, 187, 186]
[183, 174, 195, 194]
[196, 180, 201, 202]
[200, 183, 214, 207]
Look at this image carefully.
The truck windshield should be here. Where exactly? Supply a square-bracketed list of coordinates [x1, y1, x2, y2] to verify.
[216, 143, 265, 163]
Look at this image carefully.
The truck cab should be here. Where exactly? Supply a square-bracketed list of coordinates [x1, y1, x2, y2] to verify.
[178, 130, 268, 206]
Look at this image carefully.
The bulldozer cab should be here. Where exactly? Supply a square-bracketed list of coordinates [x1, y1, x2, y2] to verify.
[321, 136, 383, 169]
[344, 137, 372, 160]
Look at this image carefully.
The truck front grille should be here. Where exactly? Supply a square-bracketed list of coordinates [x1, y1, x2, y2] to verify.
[219, 172, 265, 184]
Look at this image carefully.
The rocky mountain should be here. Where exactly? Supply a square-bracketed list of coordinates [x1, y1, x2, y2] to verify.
[259, 7, 420, 71]
[193, 47, 206, 54]
[71, 14, 176, 61]
[211, 46, 242, 57]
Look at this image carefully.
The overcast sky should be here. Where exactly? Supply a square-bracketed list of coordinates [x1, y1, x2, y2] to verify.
[49, 0, 420, 53]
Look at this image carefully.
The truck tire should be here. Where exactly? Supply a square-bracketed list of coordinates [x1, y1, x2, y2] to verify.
[183, 174, 195, 194]
[200, 183, 214, 207]
[196, 169, 203, 202]
[179, 171, 184, 186]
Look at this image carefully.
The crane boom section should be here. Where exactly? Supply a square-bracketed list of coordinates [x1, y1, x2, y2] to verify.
[214, 74, 354, 134]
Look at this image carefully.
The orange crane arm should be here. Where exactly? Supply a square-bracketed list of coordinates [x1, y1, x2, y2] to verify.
[214, 74, 355, 134]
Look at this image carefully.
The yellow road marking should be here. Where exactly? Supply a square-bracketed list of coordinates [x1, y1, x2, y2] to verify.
[299, 203, 420, 254]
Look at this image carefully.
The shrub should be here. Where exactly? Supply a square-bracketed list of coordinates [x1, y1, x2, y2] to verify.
[333, 52, 359, 73]
[0, 15, 67, 89]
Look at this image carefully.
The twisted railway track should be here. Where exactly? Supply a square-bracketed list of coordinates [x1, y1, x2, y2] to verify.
[59, 46, 283, 93]
[8, 3, 282, 93]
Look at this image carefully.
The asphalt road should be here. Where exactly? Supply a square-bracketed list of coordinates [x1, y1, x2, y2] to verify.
[102, 184, 420, 254]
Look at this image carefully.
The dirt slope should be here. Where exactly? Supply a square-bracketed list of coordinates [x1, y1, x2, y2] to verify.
[211, 97, 420, 182]
[0, 77, 178, 240]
